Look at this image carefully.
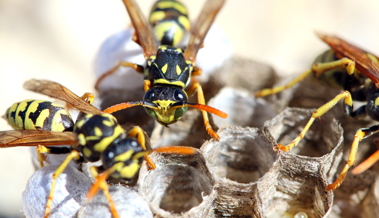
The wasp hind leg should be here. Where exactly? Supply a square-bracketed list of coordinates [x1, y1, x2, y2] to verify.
[35, 146, 71, 167]
[255, 58, 356, 97]
[95, 62, 144, 90]
[327, 125, 379, 191]
[127, 126, 155, 170]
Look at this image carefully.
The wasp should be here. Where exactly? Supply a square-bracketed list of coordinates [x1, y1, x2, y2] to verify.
[255, 33, 379, 191]
[0, 79, 196, 218]
[94, 0, 227, 140]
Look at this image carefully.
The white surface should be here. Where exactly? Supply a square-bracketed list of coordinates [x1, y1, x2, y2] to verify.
[0, 0, 379, 217]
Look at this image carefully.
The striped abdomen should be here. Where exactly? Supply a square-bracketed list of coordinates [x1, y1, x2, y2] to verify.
[149, 0, 190, 46]
[3, 100, 74, 132]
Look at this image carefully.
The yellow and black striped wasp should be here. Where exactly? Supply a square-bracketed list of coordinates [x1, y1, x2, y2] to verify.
[95, 0, 227, 140]
[0, 79, 196, 218]
[256, 33, 379, 191]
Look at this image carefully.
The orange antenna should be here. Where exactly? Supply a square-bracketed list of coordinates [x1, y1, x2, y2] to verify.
[153, 146, 197, 155]
[103, 101, 144, 113]
[184, 103, 228, 118]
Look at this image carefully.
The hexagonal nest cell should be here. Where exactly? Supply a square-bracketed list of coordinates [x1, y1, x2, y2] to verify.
[20, 55, 379, 218]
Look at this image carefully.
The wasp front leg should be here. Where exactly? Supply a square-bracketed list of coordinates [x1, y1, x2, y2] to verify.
[95, 62, 144, 90]
[186, 79, 219, 140]
[127, 126, 156, 170]
[255, 58, 356, 97]
[44, 150, 81, 218]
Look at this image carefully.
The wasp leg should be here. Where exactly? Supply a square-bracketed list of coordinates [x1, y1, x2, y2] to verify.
[44, 150, 81, 218]
[275, 91, 353, 152]
[144, 80, 152, 92]
[192, 67, 202, 76]
[255, 58, 356, 97]
[127, 126, 155, 170]
[327, 125, 379, 191]
[95, 62, 144, 90]
[186, 81, 219, 140]
[36, 146, 71, 167]
[86, 166, 119, 218]
[80, 92, 95, 104]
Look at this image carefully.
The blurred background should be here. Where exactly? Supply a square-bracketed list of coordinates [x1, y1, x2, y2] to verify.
[0, 0, 378, 217]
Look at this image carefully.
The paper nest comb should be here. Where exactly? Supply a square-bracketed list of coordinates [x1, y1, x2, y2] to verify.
[22, 28, 379, 217]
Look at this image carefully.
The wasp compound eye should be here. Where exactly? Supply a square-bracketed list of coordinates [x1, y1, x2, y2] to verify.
[144, 89, 155, 101]
[174, 89, 186, 102]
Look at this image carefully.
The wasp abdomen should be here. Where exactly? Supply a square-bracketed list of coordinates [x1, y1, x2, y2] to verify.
[149, 0, 190, 46]
[4, 100, 74, 132]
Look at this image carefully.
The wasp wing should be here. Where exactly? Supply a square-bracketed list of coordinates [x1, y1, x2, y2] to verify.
[0, 130, 78, 148]
[184, 0, 225, 63]
[122, 0, 157, 58]
[317, 33, 379, 87]
[23, 79, 103, 115]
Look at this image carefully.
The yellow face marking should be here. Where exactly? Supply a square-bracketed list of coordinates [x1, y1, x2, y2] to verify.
[119, 161, 140, 179]
[161, 63, 168, 74]
[152, 100, 177, 124]
[149, 11, 166, 24]
[153, 78, 185, 88]
[83, 148, 92, 157]
[176, 65, 182, 75]
[115, 150, 135, 162]
[375, 97, 379, 106]
[94, 125, 124, 152]
[155, 1, 188, 15]
[78, 133, 86, 146]
[94, 127, 102, 136]
[178, 15, 190, 30]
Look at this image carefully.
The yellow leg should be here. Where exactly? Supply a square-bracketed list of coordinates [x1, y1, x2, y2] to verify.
[86, 166, 119, 218]
[95, 62, 144, 90]
[326, 130, 365, 191]
[44, 150, 81, 218]
[80, 92, 95, 105]
[187, 82, 219, 140]
[255, 58, 356, 97]
[192, 67, 202, 76]
[36, 145, 50, 167]
[128, 126, 155, 170]
[275, 91, 352, 152]
[144, 80, 152, 92]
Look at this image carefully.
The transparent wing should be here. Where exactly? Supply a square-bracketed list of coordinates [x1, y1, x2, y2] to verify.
[23, 79, 103, 115]
[122, 0, 157, 58]
[0, 130, 78, 148]
[184, 0, 225, 63]
[317, 33, 379, 87]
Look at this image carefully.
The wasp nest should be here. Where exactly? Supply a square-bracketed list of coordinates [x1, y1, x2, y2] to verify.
[21, 29, 378, 218]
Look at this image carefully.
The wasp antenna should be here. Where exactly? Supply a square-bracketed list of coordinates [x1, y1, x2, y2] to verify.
[103, 101, 144, 114]
[351, 150, 379, 175]
[186, 103, 228, 118]
[153, 146, 197, 155]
